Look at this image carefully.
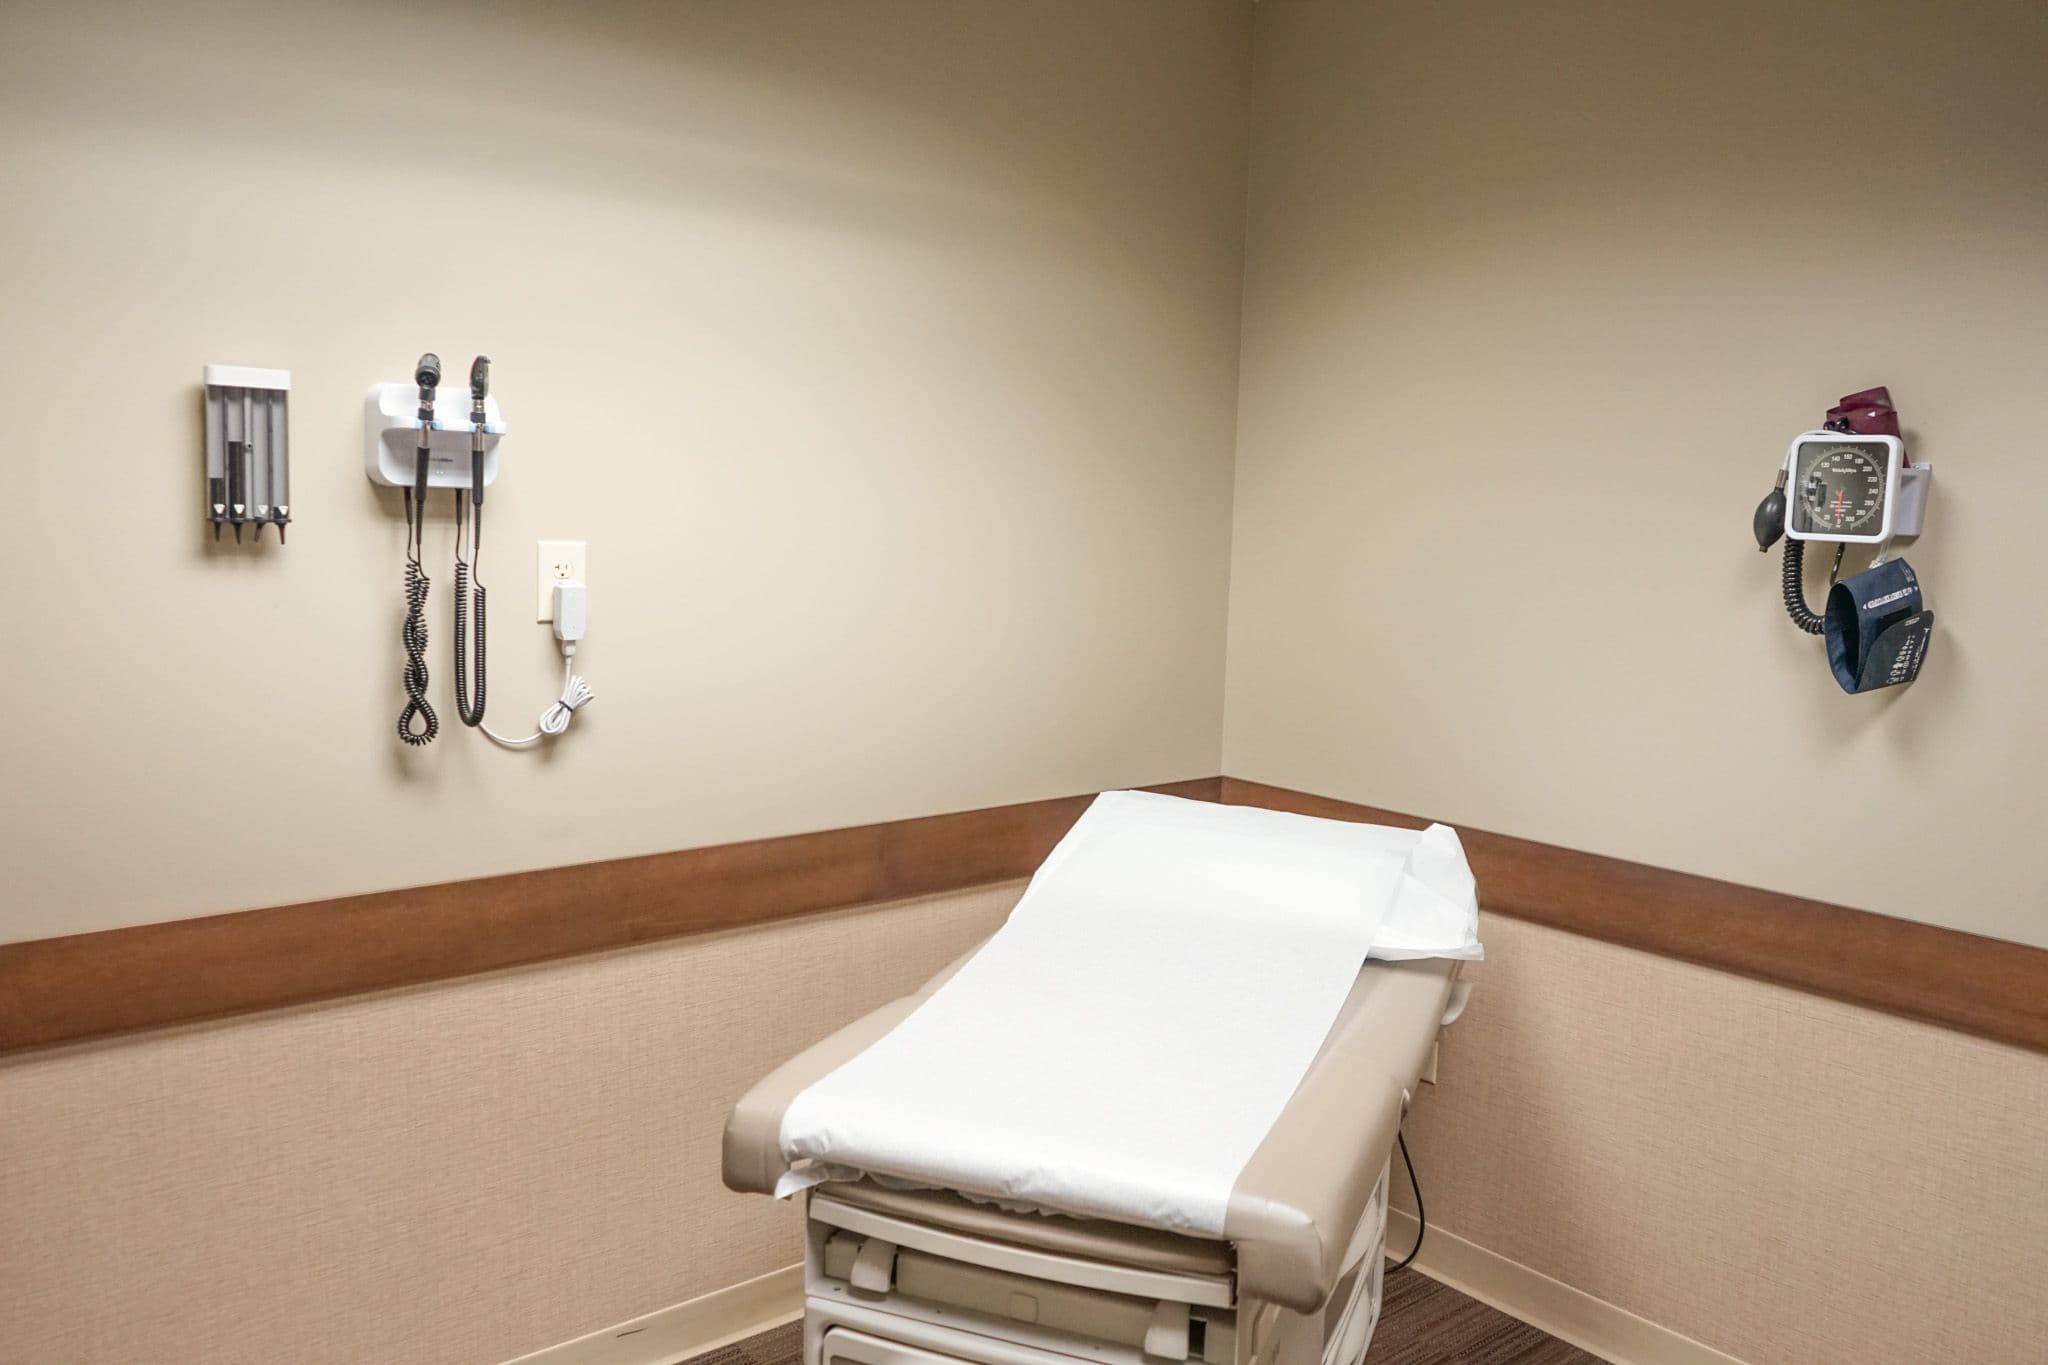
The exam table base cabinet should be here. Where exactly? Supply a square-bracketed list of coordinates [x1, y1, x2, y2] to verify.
[801, 1163, 1391, 1365]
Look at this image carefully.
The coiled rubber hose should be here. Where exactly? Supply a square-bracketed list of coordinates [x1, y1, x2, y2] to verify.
[452, 559, 487, 727]
[398, 359, 441, 746]
[1782, 536, 1825, 635]
[399, 557, 438, 744]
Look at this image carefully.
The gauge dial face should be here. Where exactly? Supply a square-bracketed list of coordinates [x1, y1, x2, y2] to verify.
[1794, 442, 1888, 536]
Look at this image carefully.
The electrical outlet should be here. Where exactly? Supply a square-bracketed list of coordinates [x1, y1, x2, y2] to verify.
[537, 540, 586, 620]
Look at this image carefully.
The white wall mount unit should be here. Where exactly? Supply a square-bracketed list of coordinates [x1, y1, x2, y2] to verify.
[363, 381, 504, 489]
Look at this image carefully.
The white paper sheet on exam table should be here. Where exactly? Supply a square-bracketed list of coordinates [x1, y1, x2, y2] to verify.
[1366, 821, 1482, 960]
[775, 790, 1450, 1236]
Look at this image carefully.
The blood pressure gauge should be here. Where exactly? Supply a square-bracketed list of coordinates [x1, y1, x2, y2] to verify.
[1752, 392, 1936, 694]
[1783, 431, 1925, 544]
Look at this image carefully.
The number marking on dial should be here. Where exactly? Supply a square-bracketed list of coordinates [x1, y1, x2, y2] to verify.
[1799, 444, 1886, 534]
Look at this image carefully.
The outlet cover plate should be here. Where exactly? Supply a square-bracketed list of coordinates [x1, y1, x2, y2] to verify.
[537, 540, 586, 621]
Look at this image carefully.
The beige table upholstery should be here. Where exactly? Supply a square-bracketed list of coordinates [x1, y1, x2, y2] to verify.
[723, 947, 1456, 1315]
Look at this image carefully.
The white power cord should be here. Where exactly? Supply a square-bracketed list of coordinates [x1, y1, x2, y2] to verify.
[481, 658, 594, 747]
[481, 580, 595, 749]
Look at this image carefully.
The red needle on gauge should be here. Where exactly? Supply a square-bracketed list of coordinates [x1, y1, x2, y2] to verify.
[1833, 488, 1845, 526]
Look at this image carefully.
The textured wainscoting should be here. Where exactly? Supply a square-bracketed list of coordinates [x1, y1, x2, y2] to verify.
[0, 884, 1023, 1365]
[9, 884, 2046, 1365]
[1396, 913, 2048, 1365]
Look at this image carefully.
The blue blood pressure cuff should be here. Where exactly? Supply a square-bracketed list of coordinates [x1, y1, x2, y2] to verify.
[1823, 559, 1934, 693]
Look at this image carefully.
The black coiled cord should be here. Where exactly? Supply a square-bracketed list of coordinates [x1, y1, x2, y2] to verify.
[1781, 536, 1825, 635]
[398, 488, 439, 745]
[452, 494, 488, 727]
[452, 563, 487, 726]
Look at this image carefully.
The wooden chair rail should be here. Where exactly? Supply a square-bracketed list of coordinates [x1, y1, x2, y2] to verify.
[1220, 779, 2048, 1054]
[4, 774, 2042, 1055]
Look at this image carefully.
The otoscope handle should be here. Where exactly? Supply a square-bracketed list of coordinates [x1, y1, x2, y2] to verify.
[466, 355, 492, 504]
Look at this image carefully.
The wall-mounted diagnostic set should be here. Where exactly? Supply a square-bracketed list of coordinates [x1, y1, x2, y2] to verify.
[1751, 386, 1934, 693]
[203, 366, 290, 542]
[371, 353, 594, 749]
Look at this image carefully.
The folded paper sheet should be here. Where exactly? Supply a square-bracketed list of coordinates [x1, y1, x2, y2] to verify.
[777, 791, 1460, 1236]
[1357, 821, 1483, 962]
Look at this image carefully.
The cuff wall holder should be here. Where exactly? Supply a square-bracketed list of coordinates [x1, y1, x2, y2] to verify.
[363, 381, 504, 488]
[1824, 559, 1935, 693]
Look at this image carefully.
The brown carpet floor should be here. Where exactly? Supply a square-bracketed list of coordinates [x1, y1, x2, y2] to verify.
[691, 1321, 803, 1365]
[1372, 1271, 1599, 1364]
[699, 1270, 1599, 1365]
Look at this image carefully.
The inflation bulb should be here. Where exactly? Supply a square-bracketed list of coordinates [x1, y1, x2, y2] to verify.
[1752, 470, 1787, 552]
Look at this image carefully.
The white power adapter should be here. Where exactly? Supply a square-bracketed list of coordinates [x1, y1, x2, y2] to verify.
[482, 580, 595, 748]
[552, 580, 588, 654]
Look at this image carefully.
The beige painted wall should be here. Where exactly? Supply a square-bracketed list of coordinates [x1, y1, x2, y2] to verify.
[1230, 5, 2048, 1363]
[0, 0, 1250, 944]
[1397, 914, 2048, 1365]
[0, 883, 1022, 1365]
[1226, 0, 2048, 948]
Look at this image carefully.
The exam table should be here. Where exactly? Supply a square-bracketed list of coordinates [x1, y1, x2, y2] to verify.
[723, 945, 1465, 1365]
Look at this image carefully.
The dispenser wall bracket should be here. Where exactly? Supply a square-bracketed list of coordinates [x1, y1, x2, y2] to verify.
[363, 381, 504, 489]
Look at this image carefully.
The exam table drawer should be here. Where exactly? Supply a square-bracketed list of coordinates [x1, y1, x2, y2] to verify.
[819, 1323, 1179, 1365]
[821, 1233, 1238, 1364]
[821, 1326, 1036, 1365]
[811, 1192, 1236, 1308]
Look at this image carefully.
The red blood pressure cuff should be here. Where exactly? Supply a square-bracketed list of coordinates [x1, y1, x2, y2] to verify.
[1825, 386, 1900, 437]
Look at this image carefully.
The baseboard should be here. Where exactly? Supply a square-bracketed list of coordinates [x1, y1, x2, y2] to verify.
[1384, 1210, 1747, 1365]
[503, 1263, 804, 1365]
[503, 1221, 1743, 1365]
[504, 1222, 1734, 1365]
